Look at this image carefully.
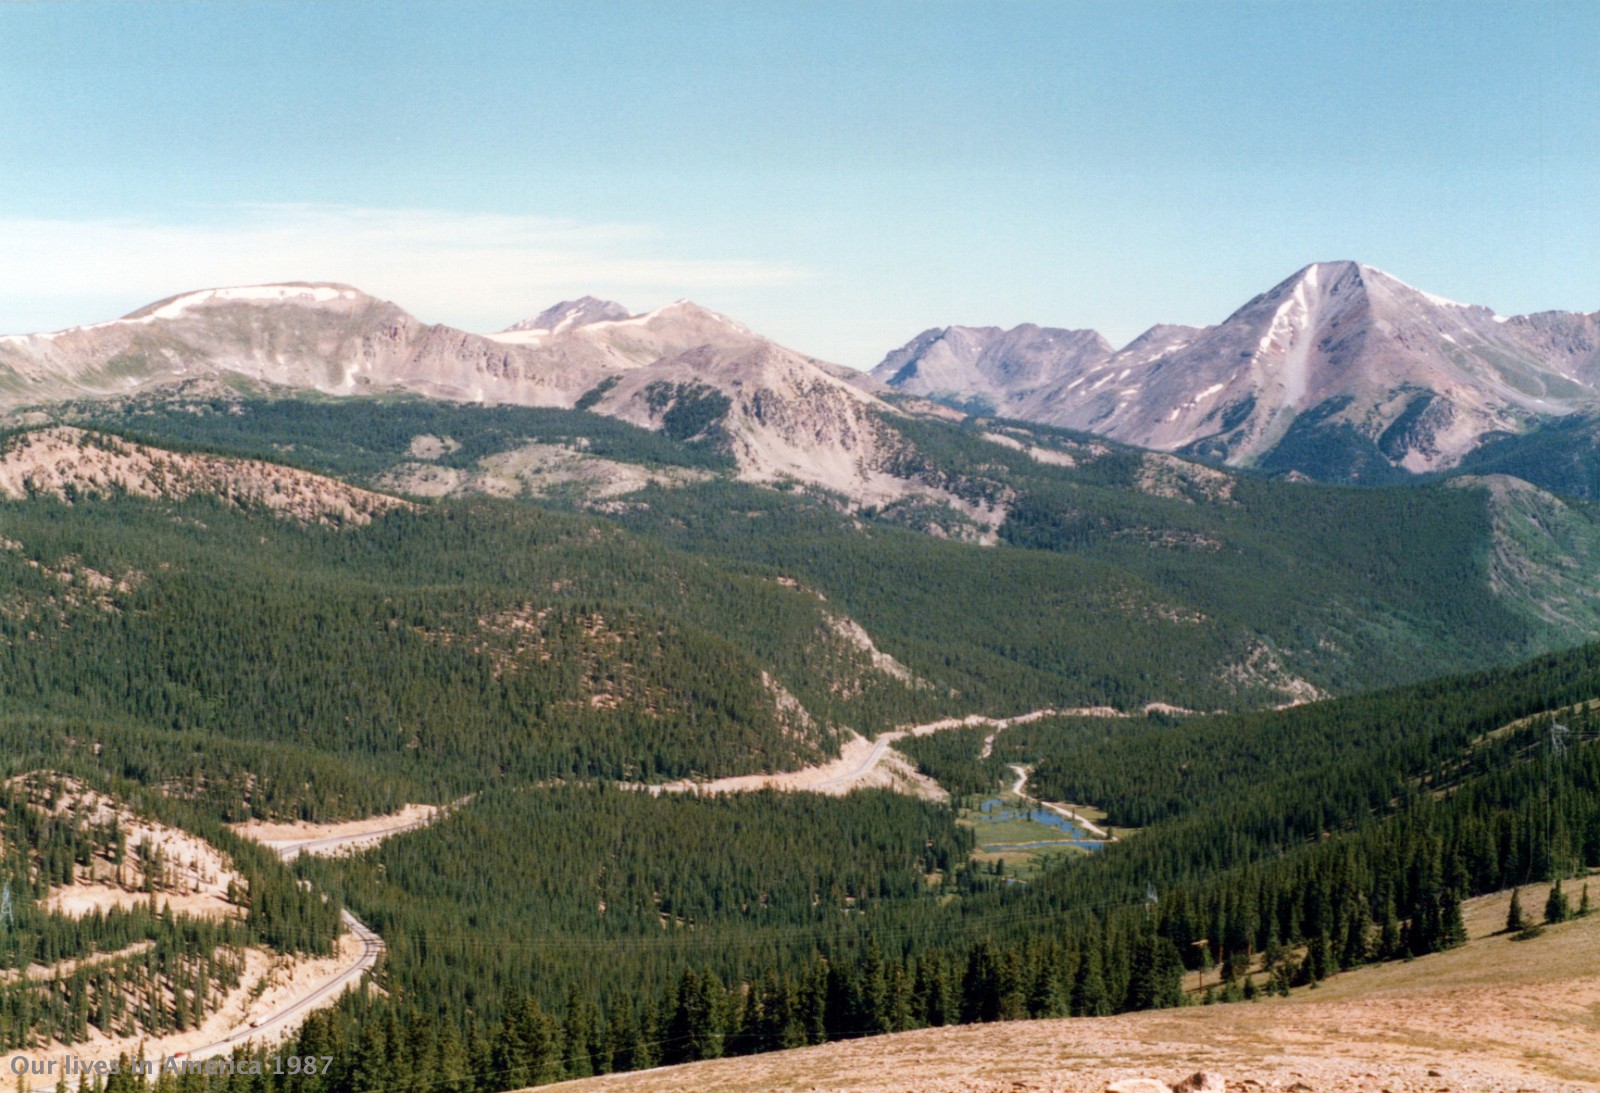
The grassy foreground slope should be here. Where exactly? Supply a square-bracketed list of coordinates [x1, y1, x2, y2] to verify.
[547, 883, 1600, 1093]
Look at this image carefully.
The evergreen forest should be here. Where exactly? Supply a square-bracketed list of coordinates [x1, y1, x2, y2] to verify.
[2, 396, 1599, 1090]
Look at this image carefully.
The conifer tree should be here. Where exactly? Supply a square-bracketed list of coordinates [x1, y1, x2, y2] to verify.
[1027, 955, 1069, 1018]
[631, 996, 658, 1072]
[960, 939, 1004, 1023]
[1070, 943, 1110, 1017]
[801, 958, 828, 1046]
[1377, 898, 1402, 960]
[1439, 890, 1468, 950]
[1546, 879, 1571, 925]
[912, 953, 952, 1028]
[860, 940, 890, 1035]
[1302, 931, 1330, 984]
[605, 1002, 637, 1074]
[1506, 888, 1525, 932]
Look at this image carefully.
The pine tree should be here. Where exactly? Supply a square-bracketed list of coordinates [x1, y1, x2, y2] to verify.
[663, 968, 699, 1066]
[913, 953, 952, 1028]
[961, 940, 1004, 1023]
[1027, 954, 1069, 1018]
[605, 1002, 637, 1074]
[631, 995, 658, 1071]
[1070, 943, 1110, 1018]
[860, 940, 890, 1035]
[666, 967, 725, 1063]
[801, 958, 828, 1046]
[1506, 888, 1525, 933]
[1546, 879, 1571, 925]
[886, 962, 913, 1033]
[997, 946, 1027, 1021]
[1302, 931, 1330, 984]
[1377, 898, 1402, 960]
[1439, 890, 1468, 950]
[562, 985, 597, 1079]
[1581, 883, 1592, 917]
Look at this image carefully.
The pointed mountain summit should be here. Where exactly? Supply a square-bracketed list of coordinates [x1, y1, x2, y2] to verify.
[875, 262, 1600, 480]
[1070, 260, 1600, 477]
[503, 296, 630, 334]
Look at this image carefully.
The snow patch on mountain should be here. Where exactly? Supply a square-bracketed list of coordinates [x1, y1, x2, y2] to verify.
[502, 296, 630, 335]
[877, 262, 1600, 480]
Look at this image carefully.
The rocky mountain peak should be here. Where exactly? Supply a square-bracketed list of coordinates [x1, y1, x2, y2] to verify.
[869, 321, 1113, 414]
[503, 296, 630, 334]
[875, 262, 1600, 481]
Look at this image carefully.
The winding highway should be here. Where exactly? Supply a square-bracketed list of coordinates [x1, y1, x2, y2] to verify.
[186, 910, 382, 1062]
[263, 814, 438, 861]
[182, 816, 429, 1061]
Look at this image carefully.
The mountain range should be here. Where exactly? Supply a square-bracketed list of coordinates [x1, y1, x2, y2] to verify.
[6, 267, 1600, 1092]
[874, 261, 1600, 482]
[0, 284, 965, 516]
[4, 262, 1600, 495]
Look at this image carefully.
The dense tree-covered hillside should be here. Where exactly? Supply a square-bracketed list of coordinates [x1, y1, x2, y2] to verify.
[43, 395, 1600, 701]
[7, 399, 1600, 1090]
[0, 492, 955, 817]
[177, 642, 1600, 1093]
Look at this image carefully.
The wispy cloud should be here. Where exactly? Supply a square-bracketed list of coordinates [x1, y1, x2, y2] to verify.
[0, 204, 805, 332]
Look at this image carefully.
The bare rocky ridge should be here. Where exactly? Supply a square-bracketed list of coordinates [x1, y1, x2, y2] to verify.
[0, 286, 969, 514]
[874, 262, 1600, 480]
[0, 426, 408, 526]
[872, 323, 1114, 414]
[377, 438, 715, 506]
[589, 339, 990, 521]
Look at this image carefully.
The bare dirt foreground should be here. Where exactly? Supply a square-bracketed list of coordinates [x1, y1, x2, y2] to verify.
[548, 886, 1600, 1093]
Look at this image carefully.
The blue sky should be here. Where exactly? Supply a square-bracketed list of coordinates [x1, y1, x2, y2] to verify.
[2, 1, 1595, 366]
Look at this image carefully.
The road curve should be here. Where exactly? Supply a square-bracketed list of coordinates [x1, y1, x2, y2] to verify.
[263, 816, 436, 861]
[808, 734, 898, 790]
[1008, 764, 1112, 840]
[180, 812, 440, 1061]
[186, 910, 382, 1061]
[643, 708, 1062, 798]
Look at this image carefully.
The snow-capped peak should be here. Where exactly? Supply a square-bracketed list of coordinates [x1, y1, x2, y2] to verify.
[1356, 265, 1474, 310]
[7, 284, 366, 341]
[604, 299, 751, 333]
[127, 284, 365, 322]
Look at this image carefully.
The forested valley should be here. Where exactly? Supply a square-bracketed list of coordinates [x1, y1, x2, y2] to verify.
[2, 399, 1599, 1091]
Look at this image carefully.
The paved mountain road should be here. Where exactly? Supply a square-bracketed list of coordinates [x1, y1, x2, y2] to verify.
[262, 815, 438, 861]
[182, 811, 439, 1061]
[186, 911, 382, 1062]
